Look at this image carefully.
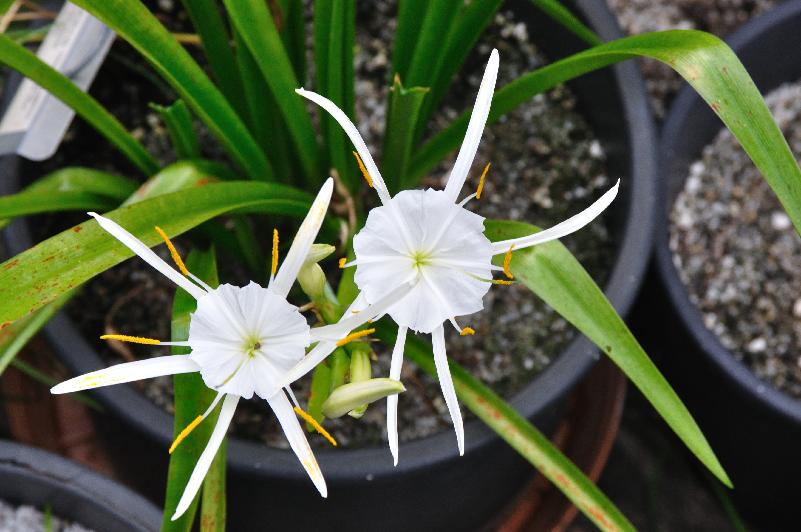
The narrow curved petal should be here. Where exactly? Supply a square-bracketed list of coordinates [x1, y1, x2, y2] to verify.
[295, 88, 391, 205]
[171, 393, 239, 521]
[274, 340, 338, 393]
[311, 282, 414, 342]
[432, 325, 464, 456]
[268, 391, 327, 497]
[51, 356, 199, 394]
[490, 179, 620, 255]
[443, 49, 499, 203]
[88, 212, 207, 300]
[387, 325, 408, 466]
[271, 178, 335, 297]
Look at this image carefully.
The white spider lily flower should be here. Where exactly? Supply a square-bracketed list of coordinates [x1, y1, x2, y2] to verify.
[51, 179, 336, 520]
[295, 49, 619, 465]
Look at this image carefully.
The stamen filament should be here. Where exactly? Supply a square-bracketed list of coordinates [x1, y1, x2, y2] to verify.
[294, 406, 337, 446]
[476, 162, 490, 199]
[503, 244, 515, 279]
[169, 415, 203, 454]
[336, 328, 376, 347]
[100, 334, 161, 345]
[271, 228, 279, 277]
[353, 151, 373, 188]
[460, 327, 475, 336]
[155, 226, 189, 276]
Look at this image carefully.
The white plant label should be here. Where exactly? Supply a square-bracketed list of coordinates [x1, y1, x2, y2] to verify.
[0, 3, 115, 159]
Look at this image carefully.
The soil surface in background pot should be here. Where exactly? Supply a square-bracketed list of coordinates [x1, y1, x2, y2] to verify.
[608, 0, 777, 117]
[669, 78, 801, 399]
[0, 499, 93, 532]
[24, 3, 614, 449]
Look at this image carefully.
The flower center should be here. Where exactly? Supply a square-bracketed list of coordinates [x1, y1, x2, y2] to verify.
[244, 337, 263, 358]
[410, 250, 432, 271]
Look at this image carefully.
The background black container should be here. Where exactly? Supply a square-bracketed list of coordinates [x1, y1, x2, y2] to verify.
[0, 0, 656, 530]
[655, 0, 801, 525]
[0, 439, 161, 531]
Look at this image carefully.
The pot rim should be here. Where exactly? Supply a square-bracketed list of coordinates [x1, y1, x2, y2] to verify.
[0, 439, 161, 531]
[655, 0, 801, 428]
[1, 0, 656, 482]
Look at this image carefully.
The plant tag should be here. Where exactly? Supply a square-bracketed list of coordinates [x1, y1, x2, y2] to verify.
[0, 3, 114, 159]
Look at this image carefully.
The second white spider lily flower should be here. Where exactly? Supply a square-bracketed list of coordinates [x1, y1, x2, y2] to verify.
[296, 49, 619, 465]
[51, 179, 336, 520]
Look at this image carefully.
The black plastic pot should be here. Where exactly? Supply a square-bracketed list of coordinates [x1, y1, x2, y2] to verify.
[1, 1, 656, 530]
[0, 439, 161, 531]
[655, 0, 801, 524]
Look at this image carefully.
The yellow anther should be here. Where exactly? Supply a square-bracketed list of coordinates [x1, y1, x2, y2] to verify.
[503, 244, 515, 279]
[155, 226, 190, 276]
[460, 327, 476, 336]
[294, 406, 337, 446]
[271, 228, 279, 277]
[169, 415, 203, 454]
[338, 257, 347, 269]
[353, 151, 373, 188]
[335, 328, 376, 347]
[476, 162, 491, 199]
[100, 334, 161, 345]
[492, 279, 514, 286]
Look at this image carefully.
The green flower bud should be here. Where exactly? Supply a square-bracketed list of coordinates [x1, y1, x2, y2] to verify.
[297, 244, 335, 300]
[322, 378, 406, 419]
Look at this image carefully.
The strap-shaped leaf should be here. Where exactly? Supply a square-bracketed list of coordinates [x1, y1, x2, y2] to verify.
[376, 326, 634, 532]
[222, 0, 321, 182]
[410, 31, 801, 237]
[70, 0, 272, 181]
[0, 34, 158, 175]
[485, 219, 730, 487]
[162, 248, 224, 531]
[0, 181, 321, 324]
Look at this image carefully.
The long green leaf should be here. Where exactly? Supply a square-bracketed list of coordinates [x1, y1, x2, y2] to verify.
[233, 28, 292, 180]
[0, 34, 158, 175]
[70, 0, 272, 181]
[382, 77, 429, 193]
[411, 0, 501, 144]
[410, 31, 801, 238]
[0, 181, 324, 324]
[323, 0, 350, 188]
[0, 191, 116, 220]
[150, 100, 200, 159]
[162, 248, 224, 531]
[24, 168, 138, 199]
[385, 328, 634, 531]
[277, 0, 306, 85]
[484, 219, 730, 487]
[391, 0, 427, 80]
[0, 292, 71, 375]
[223, 0, 321, 182]
[404, 0, 461, 87]
[180, 0, 247, 118]
[528, 0, 602, 47]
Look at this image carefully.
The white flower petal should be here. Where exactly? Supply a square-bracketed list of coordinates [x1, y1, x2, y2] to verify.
[87, 212, 207, 300]
[295, 88, 391, 205]
[171, 393, 238, 521]
[50, 356, 199, 394]
[268, 391, 327, 497]
[490, 179, 620, 254]
[443, 49, 499, 203]
[387, 325, 407, 466]
[311, 282, 414, 341]
[353, 189, 492, 333]
[271, 178, 334, 297]
[273, 340, 339, 393]
[432, 325, 464, 455]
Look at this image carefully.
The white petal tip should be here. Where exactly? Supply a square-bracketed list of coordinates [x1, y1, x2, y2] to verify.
[490, 48, 499, 60]
[50, 384, 66, 394]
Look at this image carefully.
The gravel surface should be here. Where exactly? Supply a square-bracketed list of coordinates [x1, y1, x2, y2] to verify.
[670, 80, 801, 398]
[0, 499, 92, 532]
[33, 2, 615, 449]
[609, 0, 777, 117]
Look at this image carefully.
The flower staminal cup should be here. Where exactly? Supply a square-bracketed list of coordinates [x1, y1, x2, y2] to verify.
[51, 179, 336, 520]
[295, 49, 620, 465]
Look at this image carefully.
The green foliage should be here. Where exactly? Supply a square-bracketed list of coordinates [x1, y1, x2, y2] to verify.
[162, 248, 225, 531]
